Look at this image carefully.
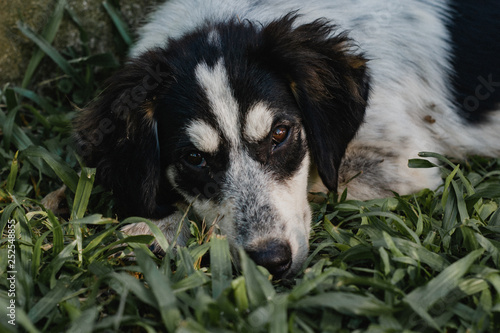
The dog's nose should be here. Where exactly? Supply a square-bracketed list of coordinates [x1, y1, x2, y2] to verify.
[247, 241, 292, 278]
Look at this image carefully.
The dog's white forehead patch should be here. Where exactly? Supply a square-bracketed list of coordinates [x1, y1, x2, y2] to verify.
[195, 59, 240, 147]
[186, 119, 220, 153]
[244, 102, 274, 143]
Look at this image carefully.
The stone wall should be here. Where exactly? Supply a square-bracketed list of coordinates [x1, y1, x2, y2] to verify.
[0, 0, 161, 87]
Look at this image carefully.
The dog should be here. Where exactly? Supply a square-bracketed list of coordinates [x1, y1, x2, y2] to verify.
[74, 0, 500, 278]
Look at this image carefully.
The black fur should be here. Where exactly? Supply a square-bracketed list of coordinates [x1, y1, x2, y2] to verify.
[256, 14, 369, 190]
[74, 14, 369, 218]
[448, 0, 500, 121]
[74, 50, 179, 218]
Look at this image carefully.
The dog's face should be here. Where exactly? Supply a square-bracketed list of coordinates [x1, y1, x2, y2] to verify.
[161, 57, 313, 277]
[75, 14, 368, 278]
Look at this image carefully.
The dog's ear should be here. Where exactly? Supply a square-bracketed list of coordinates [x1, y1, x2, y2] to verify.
[74, 50, 175, 218]
[258, 14, 370, 191]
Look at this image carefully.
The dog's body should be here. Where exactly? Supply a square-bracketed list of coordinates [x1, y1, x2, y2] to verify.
[75, 0, 500, 278]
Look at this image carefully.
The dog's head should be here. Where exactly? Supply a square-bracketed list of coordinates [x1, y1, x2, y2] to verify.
[75, 14, 368, 278]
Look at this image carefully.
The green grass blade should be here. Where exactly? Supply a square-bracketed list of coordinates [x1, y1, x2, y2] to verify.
[82, 225, 119, 254]
[88, 235, 154, 262]
[414, 196, 424, 236]
[68, 53, 119, 68]
[452, 180, 469, 223]
[122, 215, 186, 253]
[420, 152, 475, 195]
[2, 102, 23, 150]
[17, 21, 86, 88]
[6, 151, 19, 193]
[0, 204, 16, 238]
[176, 319, 211, 333]
[71, 167, 97, 265]
[27, 279, 73, 324]
[270, 295, 288, 333]
[70, 214, 115, 225]
[176, 247, 196, 277]
[39, 240, 77, 288]
[21, 0, 66, 88]
[406, 249, 484, 307]
[135, 249, 181, 331]
[102, 1, 133, 46]
[21, 146, 79, 192]
[187, 242, 211, 267]
[467, 182, 500, 201]
[239, 248, 276, 307]
[31, 230, 52, 279]
[442, 187, 459, 237]
[16, 210, 34, 272]
[475, 234, 500, 267]
[390, 238, 449, 271]
[347, 211, 421, 244]
[405, 249, 484, 328]
[18, 103, 52, 129]
[289, 267, 353, 301]
[323, 218, 361, 247]
[71, 167, 96, 220]
[210, 235, 232, 299]
[64, 5, 90, 54]
[4, 83, 18, 111]
[294, 292, 393, 316]
[419, 151, 458, 169]
[231, 276, 249, 312]
[67, 308, 98, 333]
[109, 272, 157, 307]
[2, 87, 18, 147]
[172, 271, 210, 293]
[0, 106, 33, 150]
[408, 158, 438, 169]
[46, 210, 64, 254]
[11, 87, 57, 114]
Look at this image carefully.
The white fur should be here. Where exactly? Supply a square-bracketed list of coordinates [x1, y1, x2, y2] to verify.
[221, 148, 311, 271]
[268, 150, 311, 274]
[166, 121, 312, 276]
[186, 119, 221, 153]
[244, 102, 275, 143]
[121, 210, 191, 249]
[207, 29, 222, 47]
[195, 59, 241, 148]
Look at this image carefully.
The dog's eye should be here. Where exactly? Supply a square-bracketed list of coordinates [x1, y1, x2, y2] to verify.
[184, 152, 207, 168]
[272, 126, 289, 146]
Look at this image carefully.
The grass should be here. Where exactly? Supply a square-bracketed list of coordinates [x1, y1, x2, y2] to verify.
[1, 1, 500, 332]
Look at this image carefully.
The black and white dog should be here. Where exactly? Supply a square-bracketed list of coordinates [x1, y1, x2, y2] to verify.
[75, 0, 500, 278]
